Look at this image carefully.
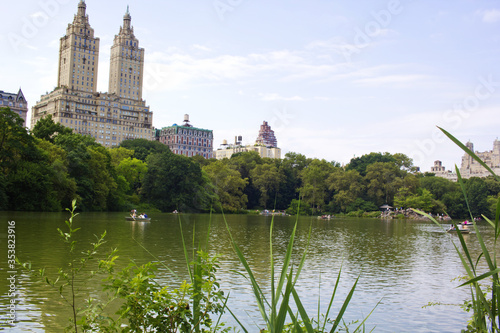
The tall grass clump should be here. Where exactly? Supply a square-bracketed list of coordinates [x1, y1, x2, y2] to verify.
[223, 205, 377, 332]
[416, 127, 500, 332]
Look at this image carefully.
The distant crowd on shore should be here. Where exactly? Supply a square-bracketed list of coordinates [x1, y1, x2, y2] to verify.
[380, 208, 451, 220]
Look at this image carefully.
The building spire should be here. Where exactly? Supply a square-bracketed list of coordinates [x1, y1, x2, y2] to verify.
[123, 5, 132, 31]
[77, 0, 86, 18]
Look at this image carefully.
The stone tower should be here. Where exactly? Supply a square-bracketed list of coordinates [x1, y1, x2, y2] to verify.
[493, 139, 500, 167]
[31, 2, 153, 147]
[57, 0, 100, 93]
[108, 6, 145, 101]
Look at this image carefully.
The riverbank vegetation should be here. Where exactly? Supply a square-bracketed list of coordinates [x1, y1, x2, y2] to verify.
[1, 108, 498, 219]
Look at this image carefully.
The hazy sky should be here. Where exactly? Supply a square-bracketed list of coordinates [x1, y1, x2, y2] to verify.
[2, 0, 500, 171]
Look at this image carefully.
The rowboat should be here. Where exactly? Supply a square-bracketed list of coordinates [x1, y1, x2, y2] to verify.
[446, 227, 470, 234]
[125, 216, 151, 222]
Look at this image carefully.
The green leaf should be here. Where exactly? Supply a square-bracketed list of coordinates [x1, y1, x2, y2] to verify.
[330, 275, 360, 332]
[291, 287, 314, 333]
[458, 268, 500, 288]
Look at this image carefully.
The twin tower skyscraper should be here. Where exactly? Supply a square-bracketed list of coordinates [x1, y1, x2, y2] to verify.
[32, 1, 153, 147]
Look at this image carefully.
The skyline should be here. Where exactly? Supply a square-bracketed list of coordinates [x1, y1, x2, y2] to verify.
[2, 0, 500, 171]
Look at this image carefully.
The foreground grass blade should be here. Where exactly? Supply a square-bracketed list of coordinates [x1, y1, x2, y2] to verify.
[275, 271, 295, 333]
[330, 275, 360, 332]
[291, 287, 314, 333]
[178, 214, 193, 282]
[458, 268, 500, 288]
[223, 214, 270, 328]
[321, 266, 343, 332]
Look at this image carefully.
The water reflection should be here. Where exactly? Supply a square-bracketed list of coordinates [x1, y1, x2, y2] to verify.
[0, 212, 495, 332]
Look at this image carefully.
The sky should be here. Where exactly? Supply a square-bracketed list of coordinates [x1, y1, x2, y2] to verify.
[1, 0, 500, 172]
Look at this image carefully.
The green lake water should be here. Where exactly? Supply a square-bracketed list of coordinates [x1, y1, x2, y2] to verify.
[0, 212, 495, 332]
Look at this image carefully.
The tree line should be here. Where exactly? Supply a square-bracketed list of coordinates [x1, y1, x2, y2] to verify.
[1, 107, 498, 218]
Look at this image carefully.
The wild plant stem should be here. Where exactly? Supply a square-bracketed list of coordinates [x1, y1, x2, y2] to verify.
[72, 270, 77, 333]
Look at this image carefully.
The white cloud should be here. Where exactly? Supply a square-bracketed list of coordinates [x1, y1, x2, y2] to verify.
[141, 47, 351, 91]
[354, 74, 431, 86]
[477, 9, 500, 23]
[192, 44, 212, 52]
[259, 93, 305, 101]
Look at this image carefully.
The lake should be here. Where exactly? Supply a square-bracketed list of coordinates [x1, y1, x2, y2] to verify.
[0, 212, 494, 332]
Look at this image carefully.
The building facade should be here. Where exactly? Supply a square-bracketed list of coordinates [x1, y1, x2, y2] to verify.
[215, 121, 281, 160]
[460, 140, 500, 178]
[156, 115, 214, 159]
[430, 160, 458, 181]
[31, 1, 153, 147]
[215, 142, 281, 160]
[431, 139, 500, 181]
[0, 89, 28, 124]
[256, 121, 277, 147]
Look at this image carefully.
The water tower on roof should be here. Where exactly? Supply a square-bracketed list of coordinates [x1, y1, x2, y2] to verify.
[182, 114, 192, 127]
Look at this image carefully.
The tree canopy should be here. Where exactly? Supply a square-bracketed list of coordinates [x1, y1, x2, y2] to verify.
[1, 108, 497, 218]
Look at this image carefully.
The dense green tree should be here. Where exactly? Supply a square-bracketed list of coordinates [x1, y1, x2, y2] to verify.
[487, 195, 499, 218]
[142, 153, 210, 212]
[191, 154, 215, 167]
[250, 163, 285, 209]
[287, 198, 312, 215]
[0, 173, 6, 210]
[228, 151, 262, 179]
[484, 176, 500, 197]
[420, 175, 459, 202]
[0, 108, 64, 211]
[327, 169, 365, 212]
[441, 190, 466, 218]
[0, 107, 35, 173]
[464, 177, 490, 218]
[282, 152, 310, 176]
[116, 158, 148, 194]
[109, 147, 135, 168]
[54, 133, 117, 211]
[346, 198, 378, 213]
[31, 114, 72, 142]
[346, 152, 396, 176]
[88, 146, 117, 211]
[277, 152, 310, 209]
[119, 139, 170, 161]
[299, 159, 336, 213]
[227, 151, 263, 208]
[36, 139, 78, 209]
[394, 188, 436, 212]
[203, 160, 248, 212]
[365, 162, 403, 206]
[6, 159, 61, 211]
[392, 153, 416, 172]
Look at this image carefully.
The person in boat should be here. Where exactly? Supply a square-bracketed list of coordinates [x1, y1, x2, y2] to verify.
[131, 209, 137, 218]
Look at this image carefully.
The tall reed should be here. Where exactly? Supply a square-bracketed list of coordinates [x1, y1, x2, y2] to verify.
[416, 127, 500, 332]
[223, 208, 376, 332]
